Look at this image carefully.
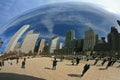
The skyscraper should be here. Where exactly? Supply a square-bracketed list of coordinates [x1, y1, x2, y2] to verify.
[20, 33, 39, 54]
[58, 43, 63, 49]
[83, 28, 98, 51]
[38, 39, 45, 54]
[49, 36, 59, 53]
[65, 30, 75, 48]
[107, 27, 120, 51]
[5, 25, 29, 53]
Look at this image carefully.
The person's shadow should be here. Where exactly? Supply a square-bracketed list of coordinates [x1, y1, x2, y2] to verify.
[44, 67, 52, 70]
[66, 64, 74, 66]
[99, 68, 107, 70]
[68, 74, 82, 78]
[0, 73, 46, 80]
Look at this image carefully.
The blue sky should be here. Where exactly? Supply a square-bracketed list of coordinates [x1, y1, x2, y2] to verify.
[0, 0, 120, 28]
[0, 0, 120, 52]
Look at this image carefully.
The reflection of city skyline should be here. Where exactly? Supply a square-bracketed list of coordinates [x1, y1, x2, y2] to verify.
[1, 2, 120, 53]
[2, 23, 120, 57]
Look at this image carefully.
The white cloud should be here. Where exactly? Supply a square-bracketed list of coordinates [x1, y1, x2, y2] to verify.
[41, 19, 54, 34]
[46, 0, 120, 15]
[39, 32, 65, 42]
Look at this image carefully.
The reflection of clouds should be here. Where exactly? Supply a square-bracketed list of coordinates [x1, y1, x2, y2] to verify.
[39, 33, 65, 41]
[41, 19, 54, 33]
[0, 3, 118, 35]
[0, 0, 120, 28]
[0, 2, 119, 51]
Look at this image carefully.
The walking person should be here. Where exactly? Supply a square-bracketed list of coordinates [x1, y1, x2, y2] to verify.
[106, 58, 112, 69]
[71, 57, 76, 65]
[16, 58, 19, 64]
[0, 60, 2, 70]
[2, 59, 4, 66]
[81, 64, 90, 77]
[8, 58, 13, 65]
[8, 58, 11, 64]
[86, 56, 89, 61]
[76, 57, 80, 65]
[111, 58, 116, 66]
[21, 58, 26, 68]
[101, 58, 107, 66]
[60, 55, 64, 62]
[94, 58, 99, 65]
[52, 58, 58, 70]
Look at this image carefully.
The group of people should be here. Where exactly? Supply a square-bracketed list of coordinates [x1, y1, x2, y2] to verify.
[71, 57, 80, 65]
[1, 55, 119, 78]
[93, 57, 118, 69]
[71, 57, 90, 77]
[51, 56, 90, 77]
[52, 56, 119, 77]
[0, 57, 26, 70]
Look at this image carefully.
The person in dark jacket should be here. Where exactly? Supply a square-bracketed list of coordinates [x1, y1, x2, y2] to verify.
[101, 58, 107, 66]
[52, 58, 58, 70]
[16, 58, 19, 64]
[106, 57, 112, 69]
[21, 58, 26, 68]
[76, 57, 80, 65]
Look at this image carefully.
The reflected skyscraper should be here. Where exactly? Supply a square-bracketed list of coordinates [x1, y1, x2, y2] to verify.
[108, 27, 120, 52]
[38, 39, 45, 54]
[5, 25, 29, 53]
[83, 28, 98, 51]
[58, 43, 63, 49]
[20, 33, 39, 54]
[49, 36, 59, 53]
[65, 30, 75, 48]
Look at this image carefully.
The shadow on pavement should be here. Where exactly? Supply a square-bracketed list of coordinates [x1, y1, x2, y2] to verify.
[68, 74, 81, 78]
[116, 65, 120, 68]
[99, 68, 106, 70]
[44, 67, 52, 70]
[66, 64, 74, 66]
[0, 73, 46, 80]
[96, 65, 102, 66]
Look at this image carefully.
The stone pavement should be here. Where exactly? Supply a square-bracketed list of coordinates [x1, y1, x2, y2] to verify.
[0, 57, 120, 80]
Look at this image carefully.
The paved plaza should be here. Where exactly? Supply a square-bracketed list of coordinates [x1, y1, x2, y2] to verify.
[0, 57, 120, 80]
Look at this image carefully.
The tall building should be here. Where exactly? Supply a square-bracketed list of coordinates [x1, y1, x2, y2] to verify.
[43, 41, 49, 53]
[94, 37, 110, 51]
[20, 33, 39, 53]
[107, 27, 120, 51]
[76, 39, 83, 52]
[58, 43, 63, 49]
[65, 30, 75, 48]
[38, 39, 45, 54]
[49, 36, 59, 53]
[5, 25, 29, 53]
[83, 28, 98, 51]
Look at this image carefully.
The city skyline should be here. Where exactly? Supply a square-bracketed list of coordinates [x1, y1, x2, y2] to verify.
[0, 1, 120, 53]
[0, 1, 120, 80]
[0, 0, 120, 51]
[3, 24, 120, 55]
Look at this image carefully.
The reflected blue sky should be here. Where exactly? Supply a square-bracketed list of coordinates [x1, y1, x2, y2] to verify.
[0, 0, 120, 52]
